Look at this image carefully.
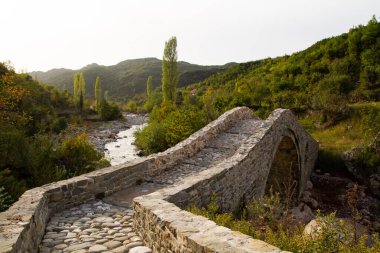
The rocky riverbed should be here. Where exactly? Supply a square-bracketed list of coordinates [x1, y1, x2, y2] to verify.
[86, 114, 147, 156]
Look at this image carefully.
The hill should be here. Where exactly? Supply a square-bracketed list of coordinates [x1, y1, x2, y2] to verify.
[30, 58, 232, 100]
[137, 17, 380, 165]
[188, 16, 380, 120]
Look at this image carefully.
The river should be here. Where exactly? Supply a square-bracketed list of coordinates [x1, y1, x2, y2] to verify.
[104, 122, 147, 165]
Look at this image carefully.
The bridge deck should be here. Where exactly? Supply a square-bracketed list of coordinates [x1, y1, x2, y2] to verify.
[39, 118, 263, 253]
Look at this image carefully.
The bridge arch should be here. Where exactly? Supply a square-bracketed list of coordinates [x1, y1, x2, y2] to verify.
[265, 133, 301, 202]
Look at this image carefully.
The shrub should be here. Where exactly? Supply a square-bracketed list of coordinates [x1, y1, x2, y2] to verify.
[0, 187, 12, 212]
[99, 100, 122, 120]
[189, 194, 380, 253]
[134, 121, 168, 154]
[51, 117, 68, 134]
[135, 105, 208, 154]
[57, 133, 102, 177]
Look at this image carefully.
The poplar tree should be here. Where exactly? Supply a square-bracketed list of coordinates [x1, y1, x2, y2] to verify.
[94, 76, 101, 110]
[146, 76, 153, 98]
[162, 36, 178, 102]
[79, 72, 85, 101]
[73, 73, 80, 101]
[73, 72, 86, 112]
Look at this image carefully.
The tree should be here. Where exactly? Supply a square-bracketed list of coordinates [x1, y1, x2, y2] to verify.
[162, 36, 178, 102]
[146, 76, 153, 98]
[73, 72, 85, 112]
[94, 76, 102, 110]
[79, 72, 85, 101]
[73, 73, 80, 102]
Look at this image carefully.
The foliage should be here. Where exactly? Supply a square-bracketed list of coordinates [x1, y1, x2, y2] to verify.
[57, 133, 102, 177]
[146, 75, 153, 98]
[0, 62, 105, 209]
[0, 187, 12, 212]
[73, 72, 86, 112]
[135, 104, 207, 154]
[189, 193, 380, 253]
[94, 76, 102, 110]
[134, 121, 168, 154]
[99, 99, 122, 120]
[162, 36, 179, 102]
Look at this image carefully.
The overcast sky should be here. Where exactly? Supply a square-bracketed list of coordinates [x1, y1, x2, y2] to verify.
[1, 0, 379, 72]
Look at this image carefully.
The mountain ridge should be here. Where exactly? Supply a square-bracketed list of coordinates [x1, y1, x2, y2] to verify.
[30, 58, 234, 100]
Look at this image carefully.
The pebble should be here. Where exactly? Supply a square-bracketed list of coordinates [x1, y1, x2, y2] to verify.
[129, 246, 153, 253]
[89, 244, 107, 252]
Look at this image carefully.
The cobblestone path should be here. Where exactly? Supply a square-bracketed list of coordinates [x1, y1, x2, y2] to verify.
[39, 118, 263, 252]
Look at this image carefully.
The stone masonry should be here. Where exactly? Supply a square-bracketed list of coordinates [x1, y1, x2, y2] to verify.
[0, 107, 318, 253]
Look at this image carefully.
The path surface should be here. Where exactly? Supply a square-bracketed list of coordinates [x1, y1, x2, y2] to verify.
[39, 118, 263, 252]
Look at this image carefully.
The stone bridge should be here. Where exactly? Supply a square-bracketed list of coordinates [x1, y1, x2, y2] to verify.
[0, 107, 318, 253]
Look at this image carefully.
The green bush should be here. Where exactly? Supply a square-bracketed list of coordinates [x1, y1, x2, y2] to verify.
[99, 100, 122, 120]
[0, 187, 12, 212]
[135, 105, 208, 154]
[134, 121, 168, 154]
[57, 133, 102, 177]
[51, 117, 68, 134]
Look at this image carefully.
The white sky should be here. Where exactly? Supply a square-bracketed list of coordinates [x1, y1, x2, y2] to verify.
[1, 0, 379, 72]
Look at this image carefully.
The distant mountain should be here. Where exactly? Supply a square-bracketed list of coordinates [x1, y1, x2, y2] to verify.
[30, 58, 233, 100]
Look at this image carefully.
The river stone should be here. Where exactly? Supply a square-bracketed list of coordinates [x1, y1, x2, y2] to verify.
[104, 240, 122, 249]
[93, 216, 114, 223]
[89, 244, 108, 252]
[125, 241, 144, 249]
[63, 242, 93, 252]
[112, 245, 128, 253]
[129, 246, 152, 253]
[54, 244, 67, 250]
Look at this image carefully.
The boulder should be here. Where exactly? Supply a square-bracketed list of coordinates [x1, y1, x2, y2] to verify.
[342, 146, 380, 198]
[290, 203, 315, 224]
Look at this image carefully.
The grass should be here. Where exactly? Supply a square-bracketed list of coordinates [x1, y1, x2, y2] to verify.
[298, 102, 380, 173]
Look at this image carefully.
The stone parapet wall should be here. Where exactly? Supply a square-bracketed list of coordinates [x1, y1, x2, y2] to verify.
[0, 107, 254, 253]
[133, 108, 318, 252]
[149, 107, 256, 174]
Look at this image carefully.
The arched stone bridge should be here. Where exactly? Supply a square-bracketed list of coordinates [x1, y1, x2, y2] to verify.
[0, 107, 318, 253]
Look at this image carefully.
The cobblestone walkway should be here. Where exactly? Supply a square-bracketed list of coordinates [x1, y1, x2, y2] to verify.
[39, 201, 151, 253]
[39, 118, 263, 252]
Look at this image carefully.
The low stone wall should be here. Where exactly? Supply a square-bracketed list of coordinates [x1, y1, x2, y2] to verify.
[133, 109, 318, 252]
[0, 107, 253, 253]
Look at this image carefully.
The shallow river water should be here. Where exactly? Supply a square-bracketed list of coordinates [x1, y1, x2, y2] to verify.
[104, 118, 147, 165]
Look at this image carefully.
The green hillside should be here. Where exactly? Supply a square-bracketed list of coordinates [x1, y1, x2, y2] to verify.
[136, 17, 380, 163]
[30, 58, 231, 100]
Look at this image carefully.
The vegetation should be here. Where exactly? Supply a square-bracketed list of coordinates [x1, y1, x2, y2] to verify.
[146, 75, 153, 98]
[162, 36, 179, 102]
[95, 76, 102, 111]
[73, 72, 86, 113]
[135, 17, 380, 168]
[0, 62, 108, 207]
[189, 193, 380, 253]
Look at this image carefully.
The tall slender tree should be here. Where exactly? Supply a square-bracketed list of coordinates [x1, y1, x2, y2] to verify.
[146, 76, 153, 98]
[73, 72, 86, 112]
[73, 73, 80, 101]
[94, 76, 102, 110]
[79, 73, 85, 101]
[162, 36, 178, 102]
